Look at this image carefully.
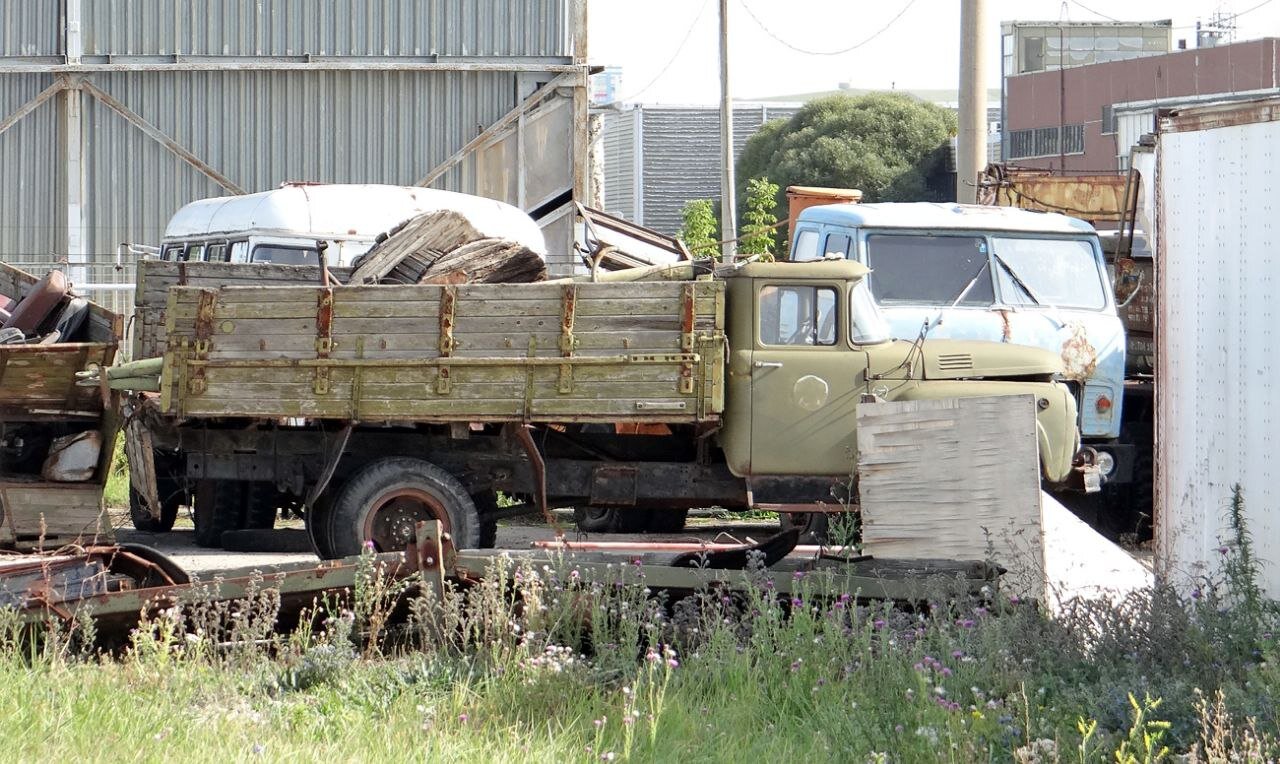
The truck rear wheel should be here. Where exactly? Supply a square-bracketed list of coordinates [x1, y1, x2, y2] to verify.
[327, 457, 480, 558]
[127, 476, 183, 529]
[192, 480, 244, 548]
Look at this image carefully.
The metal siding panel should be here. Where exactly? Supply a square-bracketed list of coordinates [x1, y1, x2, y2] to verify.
[600, 109, 636, 221]
[1157, 115, 1280, 598]
[79, 69, 523, 260]
[0, 74, 63, 262]
[78, 0, 568, 57]
[0, 0, 63, 58]
[641, 106, 800, 235]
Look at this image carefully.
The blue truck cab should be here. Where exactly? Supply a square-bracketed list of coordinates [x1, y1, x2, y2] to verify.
[789, 202, 1129, 490]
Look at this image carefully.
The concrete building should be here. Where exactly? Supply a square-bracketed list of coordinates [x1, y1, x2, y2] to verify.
[1002, 23, 1280, 172]
[0, 0, 591, 305]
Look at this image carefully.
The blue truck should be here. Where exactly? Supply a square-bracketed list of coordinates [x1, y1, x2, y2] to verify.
[787, 202, 1133, 501]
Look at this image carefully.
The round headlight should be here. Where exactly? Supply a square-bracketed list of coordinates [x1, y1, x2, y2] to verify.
[1096, 450, 1116, 477]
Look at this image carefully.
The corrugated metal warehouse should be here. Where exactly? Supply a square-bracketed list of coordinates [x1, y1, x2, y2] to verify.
[0, 0, 590, 305]
[599, 103, 800, 235]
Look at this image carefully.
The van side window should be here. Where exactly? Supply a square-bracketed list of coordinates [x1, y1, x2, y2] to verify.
[792, 230, 820, 262]
[229, 241, 249, 263]
[759, 285, 837, 346]
[207, 242, 228, 262]
[160, 245, 182, 261]
[184, 244, 205, 262]
[824, 233, 852, 258]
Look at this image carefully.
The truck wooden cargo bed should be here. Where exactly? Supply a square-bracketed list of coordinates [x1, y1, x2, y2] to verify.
[159, 279, 726, 423]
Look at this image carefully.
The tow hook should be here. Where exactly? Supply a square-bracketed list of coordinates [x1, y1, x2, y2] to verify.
[1071, 447, 1103, 494]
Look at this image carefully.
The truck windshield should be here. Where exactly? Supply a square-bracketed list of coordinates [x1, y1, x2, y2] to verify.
[850, 281, 892, 344]
[991, 237, 1107, 310]
[865, 234, 994, 307]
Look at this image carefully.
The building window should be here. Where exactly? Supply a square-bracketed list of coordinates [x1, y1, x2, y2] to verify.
[1101, 104, 1116, 135]
[1006, 124, 1086, 159]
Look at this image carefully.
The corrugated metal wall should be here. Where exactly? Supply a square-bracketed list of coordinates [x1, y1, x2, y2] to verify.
[0, 0, 576, 285]
[79, 0, 567, 58]
[601, 104, 800, 235]
[600, 109, 636, 221]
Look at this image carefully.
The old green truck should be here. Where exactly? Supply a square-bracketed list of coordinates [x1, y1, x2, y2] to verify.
[119, 258, 1084, 554]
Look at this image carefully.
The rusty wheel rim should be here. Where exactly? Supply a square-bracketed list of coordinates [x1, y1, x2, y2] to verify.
[362, 488, 451, 553]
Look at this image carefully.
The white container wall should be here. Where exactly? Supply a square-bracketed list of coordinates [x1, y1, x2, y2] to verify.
[1156, 99, 1280, 598]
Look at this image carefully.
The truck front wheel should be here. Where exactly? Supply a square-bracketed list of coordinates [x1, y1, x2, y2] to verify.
[327, 457, 480, 558]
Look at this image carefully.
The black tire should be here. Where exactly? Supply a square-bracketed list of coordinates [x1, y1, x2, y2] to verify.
[306, 482, 341, 560]
[220, 528, 315, 554]
[127, 482, 180, 533]
[646, 508, 689, 534]
[327, 457, 480, 558]
[779, 511, 830, 546]
[193, 480, 245, 548]
[472, 492, 500, 549]
[573, 506, 648, 533]
[243, 482, 280, 530]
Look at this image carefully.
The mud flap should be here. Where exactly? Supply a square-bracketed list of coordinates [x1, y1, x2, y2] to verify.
[123, 417, 160, 520]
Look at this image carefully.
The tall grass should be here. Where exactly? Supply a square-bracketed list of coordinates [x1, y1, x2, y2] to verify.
[0, 488, 1276, 761]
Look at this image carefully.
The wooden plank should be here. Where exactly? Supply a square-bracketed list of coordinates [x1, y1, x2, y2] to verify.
[856, 395, 1045, 600]
[0, 483, 112, 543]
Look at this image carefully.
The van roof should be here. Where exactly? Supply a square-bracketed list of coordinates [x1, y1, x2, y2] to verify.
[797, 202, 1096, 235]
[162, 183, 546, 254]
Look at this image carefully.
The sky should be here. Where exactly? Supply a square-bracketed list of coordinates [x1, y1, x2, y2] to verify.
[587, 0, 1280, 104]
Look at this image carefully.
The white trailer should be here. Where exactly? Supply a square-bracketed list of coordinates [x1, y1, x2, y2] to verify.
[1156, 97, 1280, 598]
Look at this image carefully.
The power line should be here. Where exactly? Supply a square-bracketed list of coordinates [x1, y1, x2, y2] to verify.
[737, 0, 921, 56]
[610, 0, 712, 103]
[1065, 0, 1119, 22]
[1229, 0, 1277, 19]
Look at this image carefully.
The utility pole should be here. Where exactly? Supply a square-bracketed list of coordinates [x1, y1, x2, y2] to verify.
[719, 0, 737, 259]
[956, 0, 988, 203]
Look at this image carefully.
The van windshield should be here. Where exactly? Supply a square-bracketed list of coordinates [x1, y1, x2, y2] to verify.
[991, 236, 1107, 310]
[252, 245, 320, 266]
[865, 234, 993, 307]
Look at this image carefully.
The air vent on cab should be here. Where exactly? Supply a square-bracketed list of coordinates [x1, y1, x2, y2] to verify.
[936, 353, 974, 370]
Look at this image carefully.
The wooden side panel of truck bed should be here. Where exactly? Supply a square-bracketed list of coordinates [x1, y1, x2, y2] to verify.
[133, 261, 353, 360]
[159, 280, 726, 423]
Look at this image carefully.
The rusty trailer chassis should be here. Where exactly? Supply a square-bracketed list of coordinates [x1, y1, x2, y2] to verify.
[12, 522, 1000, 641]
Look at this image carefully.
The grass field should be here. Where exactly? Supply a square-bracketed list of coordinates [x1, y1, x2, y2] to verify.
[2, 506, 1278, 764]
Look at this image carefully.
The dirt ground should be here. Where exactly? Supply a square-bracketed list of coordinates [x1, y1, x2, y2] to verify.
[111, 507, 782, 577]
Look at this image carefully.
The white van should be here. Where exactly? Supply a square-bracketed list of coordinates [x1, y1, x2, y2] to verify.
[158, 183, 546, 267]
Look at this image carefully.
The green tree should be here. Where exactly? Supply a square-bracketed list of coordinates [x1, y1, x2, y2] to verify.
[678, 199, 720, 259]
[737, 92, 957, 213]
[738, 176, 780, 260]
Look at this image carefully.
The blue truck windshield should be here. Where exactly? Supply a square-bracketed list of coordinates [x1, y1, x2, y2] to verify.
[865, 234, 993, 307]
[991, 237, 1108, 310]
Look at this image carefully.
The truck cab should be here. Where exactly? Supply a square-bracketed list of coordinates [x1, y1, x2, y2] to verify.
[787, 203, 1127, 490]
[717, 260, 1082, 488]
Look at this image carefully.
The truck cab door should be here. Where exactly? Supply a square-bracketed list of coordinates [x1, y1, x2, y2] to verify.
[749, 282, 869, 476]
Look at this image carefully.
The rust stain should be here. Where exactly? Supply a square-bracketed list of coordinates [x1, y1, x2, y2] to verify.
[996, 309, 1013, 342]
[1060, 323, 1099, 383]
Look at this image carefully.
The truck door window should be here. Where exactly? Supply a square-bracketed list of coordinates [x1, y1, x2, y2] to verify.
[792, 230, 820, 261]
[824, 233, 852, 258]
[252, 245, 320, 265]
[759, 285, 838, 346]
[865, 234, 994, 306]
